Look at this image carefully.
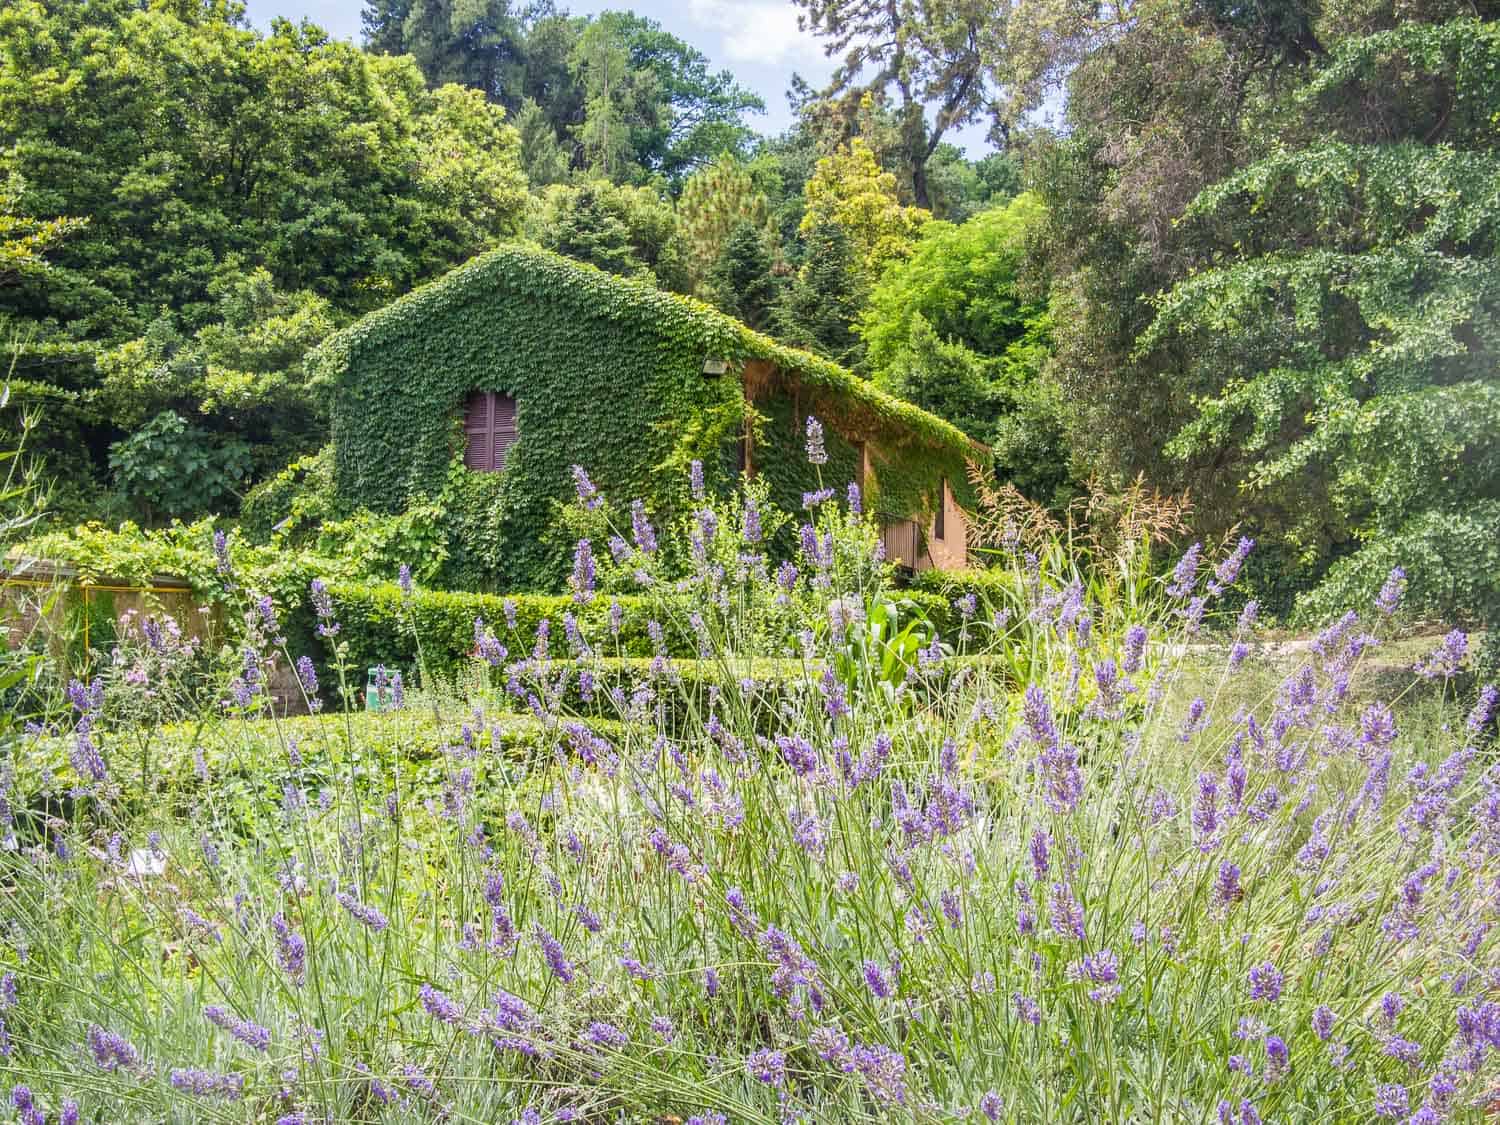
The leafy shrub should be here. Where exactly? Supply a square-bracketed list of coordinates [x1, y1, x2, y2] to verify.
[19, 521, 334, 613]
[238, 446, 337, 542]
[107, 411, 252, 523]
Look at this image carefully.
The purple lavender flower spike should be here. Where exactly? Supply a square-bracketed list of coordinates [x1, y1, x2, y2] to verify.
[571, 538, 596, 604]
[1375, 566, 1406, 614]
[1373, 1083, 1408, 1118]
[1247, 962, 1284, 1003]
[203, 1005, 271, 1051]
[805, 416, 827, 465]
[571, 465, 600, 509]
[1167, 542, 1202, 597]
[631, 500, 658, 554]
[747, 1047, 786, 1086]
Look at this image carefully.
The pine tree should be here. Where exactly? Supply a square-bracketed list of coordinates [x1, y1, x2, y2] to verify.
[675, 158, 771, 295]
[775, 223, 868, 366]
[707, 221, 778, 332]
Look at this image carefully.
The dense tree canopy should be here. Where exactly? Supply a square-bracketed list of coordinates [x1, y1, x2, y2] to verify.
[791, 0, 1006, 207]
[364, 3, 764, 188]
[1025, 0, 1500, 651]
[800, 139, 929, 276]
[674, 157, 773, 296]
[860, 195, 1046, 379]
[0, 0, 527, 518]
[3, 0, 1495, 659]
[860, 194, 1068, 503]
[525, 178, 682, 284]
[1143, 19, 1500, 628]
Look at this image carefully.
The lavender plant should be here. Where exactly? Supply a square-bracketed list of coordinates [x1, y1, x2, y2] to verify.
[0, 425, 1496, 1123]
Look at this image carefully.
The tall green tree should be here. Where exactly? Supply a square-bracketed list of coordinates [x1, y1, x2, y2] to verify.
[859, 194, 1046, 377]
[568, 12, 764, 186]
[1028, 0, 1282, 531]
[706, 220, 779, 332]
[361, 0, 529, 98]
[776, 222, 869, 366]
[0, 0, 527, 519]
[366, 5, 763, 189]
[525, 179, 681, 284]
[514, 97, 573, 185]
[1142, 18, 1500, 633]
[571, 12, 636, 180]
[800, 139, 929, 276]
[791, 0, 1005, 206]
[674, 157, 772, 295]
[620, 16, 765, 185]
[860, 194, 1066, 502]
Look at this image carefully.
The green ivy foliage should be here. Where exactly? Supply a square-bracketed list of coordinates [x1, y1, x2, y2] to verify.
[239, 447, 338, 543]
[312, 244, 987, 591]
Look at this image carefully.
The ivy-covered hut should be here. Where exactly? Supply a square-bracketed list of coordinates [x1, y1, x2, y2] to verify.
[312, 244, 987, 590]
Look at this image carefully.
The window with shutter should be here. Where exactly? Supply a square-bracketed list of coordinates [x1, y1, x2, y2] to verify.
[934, 478, 947, 541]
[462, 391, 517, 472]
[493, 394, 517, 470]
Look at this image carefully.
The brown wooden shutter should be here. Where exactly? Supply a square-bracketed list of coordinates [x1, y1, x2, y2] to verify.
[493, 394, 517, 470]
[464, 391, 493, 471]
[463, 392, 518, 472]
[934, 478, 947, 541]
[882, 519, 919, 568]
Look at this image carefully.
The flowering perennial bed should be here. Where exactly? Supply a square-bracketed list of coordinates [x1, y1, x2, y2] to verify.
[0, 428, 1496, 1123]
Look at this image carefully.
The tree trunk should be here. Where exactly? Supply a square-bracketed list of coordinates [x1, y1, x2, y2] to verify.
[912, 157, 930, 210]
[903, 105, 933, 209]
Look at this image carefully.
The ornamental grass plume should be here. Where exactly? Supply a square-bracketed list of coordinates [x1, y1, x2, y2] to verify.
[0, 461, 1495, 1122]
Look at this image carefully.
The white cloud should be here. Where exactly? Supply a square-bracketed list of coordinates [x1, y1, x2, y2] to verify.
[684, 0, 830, 70]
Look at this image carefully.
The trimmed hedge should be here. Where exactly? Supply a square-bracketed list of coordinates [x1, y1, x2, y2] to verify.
[17, 712, 606, 846]
[496, 655, 1016, 718]
[314, 583, 698, 692]
[310, 581, 1003, 694]
[909, 568, 1021, 626]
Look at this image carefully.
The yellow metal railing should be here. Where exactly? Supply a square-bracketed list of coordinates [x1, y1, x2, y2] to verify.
[1, 576, 192, 654]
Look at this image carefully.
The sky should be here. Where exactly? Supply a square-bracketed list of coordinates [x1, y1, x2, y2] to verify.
[241, 0, 997, 152]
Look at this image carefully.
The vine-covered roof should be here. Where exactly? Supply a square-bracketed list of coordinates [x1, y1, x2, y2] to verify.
[311, 242, 988, 465]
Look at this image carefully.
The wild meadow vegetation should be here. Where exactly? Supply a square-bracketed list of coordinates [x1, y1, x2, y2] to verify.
[0, 428, 1495, 1123]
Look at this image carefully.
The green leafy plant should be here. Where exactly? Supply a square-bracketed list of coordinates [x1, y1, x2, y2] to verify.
[106, 411, 252, 524]
[832, 595, 940, 697]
